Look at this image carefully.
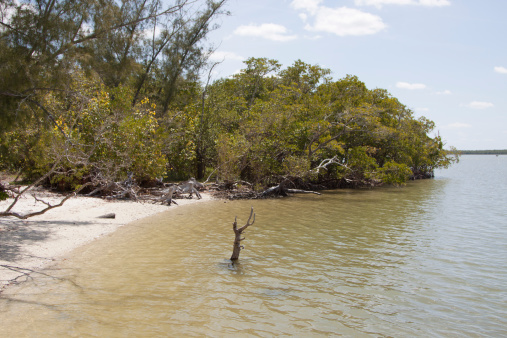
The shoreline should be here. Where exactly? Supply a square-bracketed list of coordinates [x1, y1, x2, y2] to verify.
[0, 192, 215, 292]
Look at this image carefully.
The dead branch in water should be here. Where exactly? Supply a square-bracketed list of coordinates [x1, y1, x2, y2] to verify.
[230, 207, 256, 261]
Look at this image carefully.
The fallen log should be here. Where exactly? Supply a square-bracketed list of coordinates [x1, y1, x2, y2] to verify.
[286, 189, 321, 195]
[260, 185, 287, 197]
[261, 185, 321, 197]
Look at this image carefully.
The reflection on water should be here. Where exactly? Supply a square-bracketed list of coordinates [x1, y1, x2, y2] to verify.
[1, 155, 507, 336]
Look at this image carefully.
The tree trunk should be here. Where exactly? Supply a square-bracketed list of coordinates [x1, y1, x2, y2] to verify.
[230, 207, 255, 261]
[196, 148, 205, 180]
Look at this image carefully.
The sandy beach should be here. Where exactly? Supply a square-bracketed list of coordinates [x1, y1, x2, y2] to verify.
[0, 191, 214, 292]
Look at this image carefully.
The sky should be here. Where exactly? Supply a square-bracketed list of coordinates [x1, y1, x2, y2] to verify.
[206, 0, 507, 150]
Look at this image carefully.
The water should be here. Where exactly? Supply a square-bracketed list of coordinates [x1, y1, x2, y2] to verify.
[1, 155, 506, 337]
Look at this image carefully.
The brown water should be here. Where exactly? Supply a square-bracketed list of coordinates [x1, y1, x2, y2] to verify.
[1, 155, 506, 337]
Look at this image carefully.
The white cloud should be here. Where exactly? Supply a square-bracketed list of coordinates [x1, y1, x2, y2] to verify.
[308, 7, 386, 36]
[209, 51, 244, 62]
[494, 66, 507, 74]
[419, 0, 451, 6]
[291, 1, 386, 36]
[299, 13, 308, 22]
[291, 0, 323, 14]
[447, 122, 471, 129]
[436, 89, 452, 95]
[355, 0, 451, 8]
[304, 34, 323, 40]
[463, 101, 494, 109]
[396, 82, 426, 90]
[415, 107, 429, 112]
[356, 0, 413, 6]
[234, 23, 297, 42]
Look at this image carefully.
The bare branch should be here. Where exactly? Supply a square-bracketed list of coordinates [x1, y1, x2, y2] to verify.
[238, 206, 255, 232]
[230, 207, 256, 261]
[52, 0, 196, 58]
[310, 155, 351, 175]
[4, 158, 63, 213]
[1, 192, 74, 219]
[1, 177, 93, 220]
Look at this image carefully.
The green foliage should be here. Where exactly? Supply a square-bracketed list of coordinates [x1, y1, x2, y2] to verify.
[198, 58, 457, 187]
[377, 161, 413, 186]
[61, 79, 167, 183]
[216, 133, 248, 182]
[0, 1, 457, 192]
[1, 0, 228, 188]
[162, 109, 199, 180]
[1, 72, 167, 188]
[0, 191, 8, 201]
[0, 0, 228, 125]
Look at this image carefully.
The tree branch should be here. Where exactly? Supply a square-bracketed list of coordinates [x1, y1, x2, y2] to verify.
[230, 207, 255, 261]
[0, 182, 92, 220]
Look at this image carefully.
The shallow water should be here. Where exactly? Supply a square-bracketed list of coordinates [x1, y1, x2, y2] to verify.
[1, 155, 506, 336]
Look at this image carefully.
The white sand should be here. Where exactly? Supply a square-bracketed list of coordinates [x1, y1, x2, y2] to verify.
[0, 191, 214, 291]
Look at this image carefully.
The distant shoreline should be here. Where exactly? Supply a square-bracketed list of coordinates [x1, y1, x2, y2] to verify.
[458, 150, 507, 155]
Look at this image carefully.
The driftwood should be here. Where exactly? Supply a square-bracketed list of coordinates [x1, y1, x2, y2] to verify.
[131, 178, 205, 205]
[92, 177, 205, 205]
[86, 182, 116, 197]
[0, 179, 93, 220]
[286, 188, 321, 195]
[105, 172, 139, 200]
[160, 185, 180, 205]
[0, 192, 79, 219]
[177, 177, 203, 199]
[207, 180, 257, 200]
[230, 207, 256, 261]
[97, 213, 116, 219]
[260, 183, 321, 197]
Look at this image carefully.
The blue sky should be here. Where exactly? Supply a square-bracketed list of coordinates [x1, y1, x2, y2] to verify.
[207, 0, 507, 150]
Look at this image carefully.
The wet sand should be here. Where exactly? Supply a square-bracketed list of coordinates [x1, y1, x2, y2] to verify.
[0, 191, 214, 291]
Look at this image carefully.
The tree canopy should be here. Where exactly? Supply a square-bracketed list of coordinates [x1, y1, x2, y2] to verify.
[193, 58, 457, 188]
[1, 2, 457, 194]
[0, 0, 228, 125]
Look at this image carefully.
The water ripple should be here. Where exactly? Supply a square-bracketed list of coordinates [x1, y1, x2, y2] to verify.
[1, 156, 507, 337]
